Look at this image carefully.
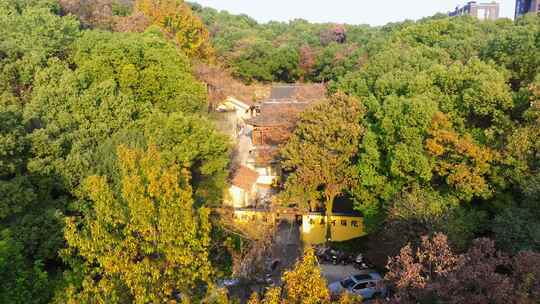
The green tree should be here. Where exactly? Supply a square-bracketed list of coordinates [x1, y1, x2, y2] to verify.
[392, 16, 488, 61]
[0, 0, 79, 102]
[0, 230, 50, 304]
[69, 29, 207, 114]
[269, 45, 301, 83]
[140, 112, 231, 205]
[349, 94, 440, 232]
[0, 1, 226, 302]
[442, 207, 488, 251]
[0, 105, 64, 302]
[281, 93, 365, 239]
[482, 14, 540, 89]
[311, 43, 362, 83]
[0, 108, 28, 179]
[191, 3, 379, 84]
[493, 207, 540, 254]
[232, 39, 275, 83]
[332, 21, 517, 235]
[24, 29, 208, 191]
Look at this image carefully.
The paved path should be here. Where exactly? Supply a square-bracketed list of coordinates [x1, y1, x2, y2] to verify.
[275, 221, 301, 264]
[270, 221, 302, 282]
[236, 126, 253, 166]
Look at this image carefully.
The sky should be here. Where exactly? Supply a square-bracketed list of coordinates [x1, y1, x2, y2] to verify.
[193, 0, 516, 26]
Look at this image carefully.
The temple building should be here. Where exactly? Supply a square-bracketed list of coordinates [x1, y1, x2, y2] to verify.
[225, 84, 366, 244]
[244, 84, 325, 191]
[231, 196, 366, 245]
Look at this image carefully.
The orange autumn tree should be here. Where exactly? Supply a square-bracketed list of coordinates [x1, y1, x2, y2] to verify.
[425, 112, 496, 201]
[134, 0, 213, 59]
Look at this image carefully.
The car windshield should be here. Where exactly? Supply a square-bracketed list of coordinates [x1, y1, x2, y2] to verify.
[353, 274, 372, 281]
[340, 278, 356, 289]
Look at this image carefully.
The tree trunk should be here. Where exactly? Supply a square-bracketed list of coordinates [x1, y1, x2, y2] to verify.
[324, 193, 335, 243]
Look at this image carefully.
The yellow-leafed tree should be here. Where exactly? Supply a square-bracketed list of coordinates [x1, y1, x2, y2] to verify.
[337, 292, 363, 304]
[134, 0, 213, 59]
[248, 248, 331, 304]
[263, 287, 283, 304]
[64, 145, 212, 303]
[425, 112, 496, 201]
[247, 292, 262, 304]
[282, 248, 331, 304]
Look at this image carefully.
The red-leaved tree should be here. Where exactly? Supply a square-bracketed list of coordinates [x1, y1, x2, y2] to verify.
[436, 238, 513, 304]
[385, 233, 458, 302]
[385, 233, 540, 304]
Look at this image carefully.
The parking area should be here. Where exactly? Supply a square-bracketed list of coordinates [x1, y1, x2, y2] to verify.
[321, 264, 373, 284]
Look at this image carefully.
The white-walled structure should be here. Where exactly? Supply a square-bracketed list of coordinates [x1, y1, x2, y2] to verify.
[226, 166, 259, 209]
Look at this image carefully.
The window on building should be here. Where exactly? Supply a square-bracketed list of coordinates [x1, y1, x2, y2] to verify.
[341, 220, 347, 226]
[351, 220, 359, 227]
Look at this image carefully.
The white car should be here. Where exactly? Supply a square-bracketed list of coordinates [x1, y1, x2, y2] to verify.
[328, 272, 386, 300]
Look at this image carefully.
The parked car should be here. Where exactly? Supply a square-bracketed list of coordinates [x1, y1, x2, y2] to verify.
[328, 272, 386, 300]
[216, 278, 240, 288]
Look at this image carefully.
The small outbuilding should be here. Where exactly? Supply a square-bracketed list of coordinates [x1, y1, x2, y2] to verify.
[227, 166, 260, 209]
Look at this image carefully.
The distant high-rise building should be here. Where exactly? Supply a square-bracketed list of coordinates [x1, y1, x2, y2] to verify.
[449, 1, 500, 20]
[515, 0, 540, 18]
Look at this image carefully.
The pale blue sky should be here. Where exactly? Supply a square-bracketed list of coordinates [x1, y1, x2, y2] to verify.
[194, 1, 516, 26]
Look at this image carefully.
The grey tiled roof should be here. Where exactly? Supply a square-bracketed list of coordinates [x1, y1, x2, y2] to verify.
[269, 84, 326, 102]
[244, 102, 311, 127]
[270, 85, 297, 100]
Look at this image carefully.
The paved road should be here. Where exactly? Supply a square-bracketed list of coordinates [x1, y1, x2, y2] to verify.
[235, 126, 253, 166]
[270, 221, 302, 281]
[321, 264, 368, 284]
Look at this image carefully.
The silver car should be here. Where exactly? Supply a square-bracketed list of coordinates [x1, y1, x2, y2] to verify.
[328, 272, 386, 300]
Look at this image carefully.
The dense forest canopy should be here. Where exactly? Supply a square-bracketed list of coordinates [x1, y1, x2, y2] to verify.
[1, 0, 229, 302]
[192, 3, 383, 84]
[0, 0, 539, 303]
